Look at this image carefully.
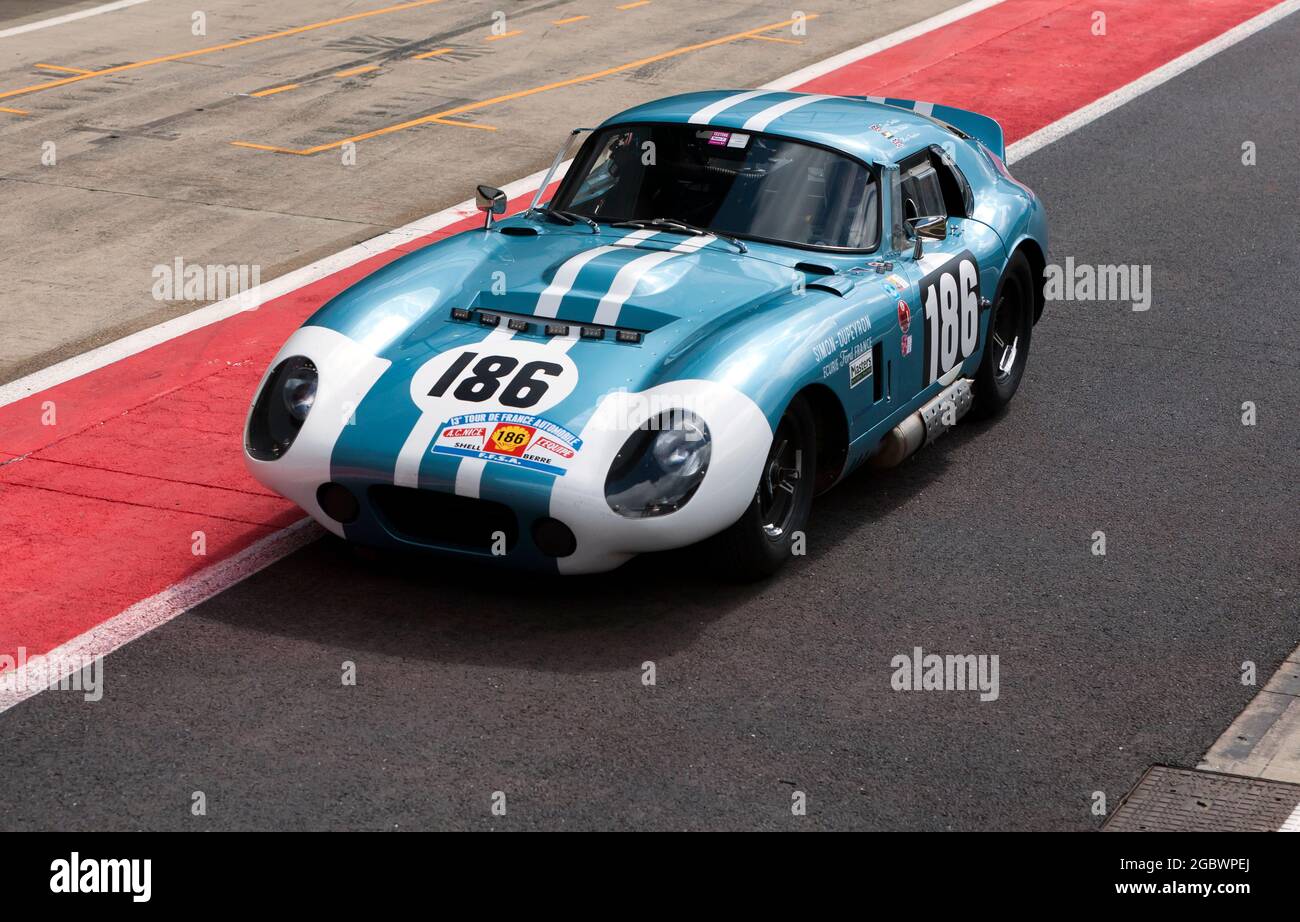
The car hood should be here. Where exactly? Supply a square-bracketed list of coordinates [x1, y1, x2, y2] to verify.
[302, 222, 850, 477]
[312, 222, 847, 387]
[312, 223, 825, 344]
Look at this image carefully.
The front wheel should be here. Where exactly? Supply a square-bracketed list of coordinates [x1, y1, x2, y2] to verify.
[708, 396, 817, 581]
[972, 250, 1034, 417]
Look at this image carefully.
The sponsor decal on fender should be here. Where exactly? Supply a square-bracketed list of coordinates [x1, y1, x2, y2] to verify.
[432, 412, 582, 475]
[883, 272, 908, 298]
[897, 299, 911, 334]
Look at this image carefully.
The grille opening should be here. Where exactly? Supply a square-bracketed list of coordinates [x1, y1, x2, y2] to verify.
[368, 485, 519, 554]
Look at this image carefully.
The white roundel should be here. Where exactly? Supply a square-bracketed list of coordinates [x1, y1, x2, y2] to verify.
[409, 336, 579, 417]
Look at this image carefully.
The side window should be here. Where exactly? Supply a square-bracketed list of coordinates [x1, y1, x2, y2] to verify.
[899, 159, 946, 224]
[929, 146, 972, 219]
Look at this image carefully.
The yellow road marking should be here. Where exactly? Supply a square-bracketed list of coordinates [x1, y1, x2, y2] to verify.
[553, 15, 589, 24]
[34, 64, 95, 74]
[485, 30, 523, 41]
[617, 1, 651, 9]
[250, 83, 300, 97]
[412, 48, 454, 59]
[429, 117, 497, 131]
[750, 34, 802, 44]
[1, 106, 29, 115]
[0, 0, 446, 102]
[335, 64, 380, 78]
[230, 14, 818, 156]
[227, 142, 288, 152]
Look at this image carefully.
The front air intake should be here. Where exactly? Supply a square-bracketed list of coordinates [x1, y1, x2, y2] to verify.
[368, 486, 519, 554]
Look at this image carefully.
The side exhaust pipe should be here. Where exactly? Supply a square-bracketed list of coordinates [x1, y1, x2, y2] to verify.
[869, 378, 974, 468]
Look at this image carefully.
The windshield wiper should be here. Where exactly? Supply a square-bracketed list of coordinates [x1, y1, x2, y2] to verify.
[612, 218, 747, 254]
[541, 207, 599, 234]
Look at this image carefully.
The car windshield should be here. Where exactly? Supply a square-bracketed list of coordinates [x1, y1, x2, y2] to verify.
[551, 123, 879, 251]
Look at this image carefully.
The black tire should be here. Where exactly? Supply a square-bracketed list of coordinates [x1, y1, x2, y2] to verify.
[709, 395, 818, 581]
[973, 249, 1034, 417]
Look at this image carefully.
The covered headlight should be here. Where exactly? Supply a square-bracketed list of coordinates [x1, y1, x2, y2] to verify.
[283, 363, 317, 421]
[604, 410, 711, 518]
[246, 356, 317, 460]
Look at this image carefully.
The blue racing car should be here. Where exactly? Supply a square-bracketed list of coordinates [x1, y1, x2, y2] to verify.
[244, 90, 1048, 578]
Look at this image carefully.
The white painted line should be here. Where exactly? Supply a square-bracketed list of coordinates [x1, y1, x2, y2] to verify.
[0, 0, 155, 40]
[761, 0, 1007, 91]
[0, 518, 323, 715]
[1006, 0, 1300, 164]
[1280, 803, 1300, 831]
[0, 164, 568, 408]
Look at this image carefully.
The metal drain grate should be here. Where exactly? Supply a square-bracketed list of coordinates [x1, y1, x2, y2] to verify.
[1104, 765, 1300, 832]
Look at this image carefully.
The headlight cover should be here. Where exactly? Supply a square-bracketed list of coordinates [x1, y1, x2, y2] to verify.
[604, 410, 711, 518]
[246, 356, 317, 460]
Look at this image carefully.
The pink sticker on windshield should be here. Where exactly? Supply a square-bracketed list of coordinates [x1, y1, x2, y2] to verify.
[708, 131, 731, 146]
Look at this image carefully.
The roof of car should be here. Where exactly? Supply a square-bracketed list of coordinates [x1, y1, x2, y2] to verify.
[600, 90, 956, 165]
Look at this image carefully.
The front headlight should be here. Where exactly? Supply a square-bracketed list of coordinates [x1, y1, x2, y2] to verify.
[246, 356, 317, 460]
[283, 362, 317, 421]
[605, 410, 711, 518]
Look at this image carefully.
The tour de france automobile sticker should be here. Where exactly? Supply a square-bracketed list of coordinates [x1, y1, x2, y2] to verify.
[431, 412, 582, 476]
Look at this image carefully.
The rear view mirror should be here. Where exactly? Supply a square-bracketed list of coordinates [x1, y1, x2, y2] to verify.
[906, 215, 947, 258]
[476, 184, 507, 228]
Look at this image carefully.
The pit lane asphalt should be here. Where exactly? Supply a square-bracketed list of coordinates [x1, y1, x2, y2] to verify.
[2, 11, 1298, 831]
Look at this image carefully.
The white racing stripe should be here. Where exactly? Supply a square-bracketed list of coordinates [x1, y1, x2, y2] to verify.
[742, 93, 835, 131]
[0, 0, 154, 39]
[534, 247, 624, 318]
[590, 234, 715, 327]
[534, 229, 659, 318]
[688, 89, 775, 125]
[591, 251, 682, 326]
[454, 458, 487, 498]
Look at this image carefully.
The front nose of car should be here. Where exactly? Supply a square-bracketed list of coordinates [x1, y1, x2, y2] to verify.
[317, 462, 583, 571]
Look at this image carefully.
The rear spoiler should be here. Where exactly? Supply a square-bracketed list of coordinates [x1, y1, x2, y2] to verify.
[854, 96, 1005, 160]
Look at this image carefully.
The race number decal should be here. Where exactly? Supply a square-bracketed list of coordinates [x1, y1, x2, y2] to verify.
[920, 251, 980, 386]
[410, 339, 578, 416]
[426, 351, 563, 409]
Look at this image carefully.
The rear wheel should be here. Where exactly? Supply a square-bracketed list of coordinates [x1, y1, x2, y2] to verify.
[709, 396, 817, 581]
[973, 250, 1034, 416]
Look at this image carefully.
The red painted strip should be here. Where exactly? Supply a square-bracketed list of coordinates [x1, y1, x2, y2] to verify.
[794, 0, 1280, 144]
[0, 0, 1280, 659]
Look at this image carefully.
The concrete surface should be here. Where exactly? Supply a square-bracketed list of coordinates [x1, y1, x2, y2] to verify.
[0, 0, 967, 383]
